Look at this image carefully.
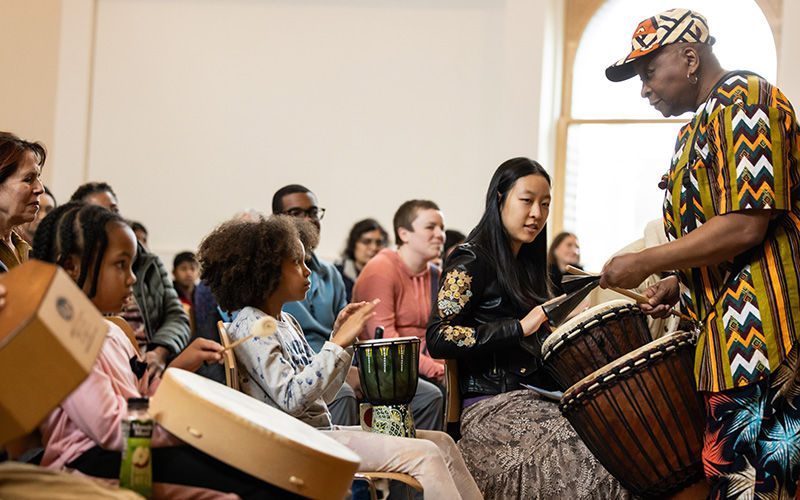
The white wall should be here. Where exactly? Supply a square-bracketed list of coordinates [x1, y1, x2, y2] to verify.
[83, 0, 551, 264]
[4, 0, 798, 268]
[778, 0, 800, 104]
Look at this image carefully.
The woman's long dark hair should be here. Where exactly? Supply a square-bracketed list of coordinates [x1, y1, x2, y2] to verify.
[467, 157, 553, 309]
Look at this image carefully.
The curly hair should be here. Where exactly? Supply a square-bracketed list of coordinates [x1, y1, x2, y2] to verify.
[197, 215, 319, 312]
[32, 201, 127, 298]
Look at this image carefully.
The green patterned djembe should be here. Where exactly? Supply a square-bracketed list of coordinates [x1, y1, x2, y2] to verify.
[355, 336, 420, 438]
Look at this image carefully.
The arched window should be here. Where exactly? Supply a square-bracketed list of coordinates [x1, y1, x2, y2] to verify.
[555, 0, 779, 271]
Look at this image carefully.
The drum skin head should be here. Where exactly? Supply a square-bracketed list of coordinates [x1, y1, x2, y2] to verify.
[541, 300, 650, 390]
[150, 369, 361, 500]
[544, 299, 633, 350]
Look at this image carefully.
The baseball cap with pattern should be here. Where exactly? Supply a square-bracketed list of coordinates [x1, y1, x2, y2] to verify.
[605, 8, 715, 82]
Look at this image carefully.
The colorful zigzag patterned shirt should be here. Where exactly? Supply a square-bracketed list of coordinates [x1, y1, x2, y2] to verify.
[663, 71, 800, 392]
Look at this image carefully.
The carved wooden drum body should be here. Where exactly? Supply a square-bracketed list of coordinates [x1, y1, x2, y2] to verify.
[559, 332, 705, 499]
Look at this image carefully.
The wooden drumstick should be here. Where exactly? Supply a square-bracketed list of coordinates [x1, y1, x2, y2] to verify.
[565, 266, 694, 322]
[218, 315, 278, 353]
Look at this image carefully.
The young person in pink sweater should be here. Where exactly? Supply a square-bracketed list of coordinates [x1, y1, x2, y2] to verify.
[33, 202, 312, 499]
[352, 200, 446, 385]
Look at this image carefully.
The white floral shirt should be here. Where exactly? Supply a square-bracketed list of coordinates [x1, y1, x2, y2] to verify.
[229, 306, 352, 429]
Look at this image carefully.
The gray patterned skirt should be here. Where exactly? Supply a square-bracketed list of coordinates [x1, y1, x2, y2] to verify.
[457, 389, 630, 500]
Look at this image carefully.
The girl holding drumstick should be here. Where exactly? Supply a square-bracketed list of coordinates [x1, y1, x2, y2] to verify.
[197, 215, 482, 500]
[426, 158, 627, 500]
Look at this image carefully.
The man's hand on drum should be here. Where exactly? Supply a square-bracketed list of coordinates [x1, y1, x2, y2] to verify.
[599, 252, 652, 290]
[640, 275, 681, 319]
[331, 299, 380, 348]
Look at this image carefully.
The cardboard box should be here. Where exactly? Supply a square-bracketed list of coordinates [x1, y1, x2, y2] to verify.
[0, 260, 107, 445]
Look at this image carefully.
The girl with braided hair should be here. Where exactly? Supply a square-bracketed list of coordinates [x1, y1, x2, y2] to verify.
[34, 202, 310, 499]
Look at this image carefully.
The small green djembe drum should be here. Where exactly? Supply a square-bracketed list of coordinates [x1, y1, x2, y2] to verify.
[355, 336, 420, 438]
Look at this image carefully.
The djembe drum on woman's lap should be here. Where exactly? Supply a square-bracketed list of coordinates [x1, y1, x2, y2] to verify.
[354, 336, 420, 438]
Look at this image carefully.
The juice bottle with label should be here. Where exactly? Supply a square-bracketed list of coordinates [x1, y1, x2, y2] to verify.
[120, 397, 153, 498]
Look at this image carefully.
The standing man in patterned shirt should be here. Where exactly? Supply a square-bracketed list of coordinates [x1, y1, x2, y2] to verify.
[600, 8, 800, 499]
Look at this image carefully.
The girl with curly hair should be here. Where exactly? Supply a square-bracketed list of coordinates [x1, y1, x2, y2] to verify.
[198, 215, 483, 500]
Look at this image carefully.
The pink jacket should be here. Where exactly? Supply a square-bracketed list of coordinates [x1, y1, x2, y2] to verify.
[352, 248, 445, 381]
[38, 320, 235, 500]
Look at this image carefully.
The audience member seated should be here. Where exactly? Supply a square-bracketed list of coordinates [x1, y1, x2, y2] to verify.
[129, 221, 149, 250]
[547, 231, 581, 295]
[335, 218, 388, 302]
[0, 277, 156, 500]
[197, 215, 483, 500]
[353, 200, 447, 388]
[427, 158, 626, 500]
[71, 182, 190, 380]
[172, 251, 199, 307]
[32, 202, 303, 499]
[0, 132, 46, 272]
[443, 229, 466, 267]
[18, 185, 56, 246]
[271, 184, 357, 425]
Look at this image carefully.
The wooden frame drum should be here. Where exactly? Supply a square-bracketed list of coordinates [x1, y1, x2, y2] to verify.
[150, 369, 361, 500]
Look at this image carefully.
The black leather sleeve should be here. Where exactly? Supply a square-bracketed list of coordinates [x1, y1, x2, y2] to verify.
[427, 245, 524, 359]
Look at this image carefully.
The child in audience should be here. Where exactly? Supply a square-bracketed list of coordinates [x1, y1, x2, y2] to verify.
[197, 215, 483, 500]
[172, 251, 199, 306]
[33, 202, 311, 500]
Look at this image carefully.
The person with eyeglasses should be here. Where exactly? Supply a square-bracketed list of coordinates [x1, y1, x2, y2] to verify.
[335, 218, 390, 303]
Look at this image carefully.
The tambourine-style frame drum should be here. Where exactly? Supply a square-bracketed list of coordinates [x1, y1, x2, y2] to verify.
[150, 369, 362, 500]
[355, 336, 420, 406]
[542, 300, 652, 390]
[559, 331, 705, 499]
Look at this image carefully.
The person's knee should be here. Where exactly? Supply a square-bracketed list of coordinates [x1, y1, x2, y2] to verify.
[418, 429, 456, 448]
[413, 437, 444, 462]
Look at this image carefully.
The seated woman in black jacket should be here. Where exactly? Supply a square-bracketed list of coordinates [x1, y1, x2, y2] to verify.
[426, 158, 627, 500]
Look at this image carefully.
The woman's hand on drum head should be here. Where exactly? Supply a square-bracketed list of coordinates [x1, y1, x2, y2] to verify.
[639, 275, 680, 318]
[170, 338, 225, 373]
[520, 294, 564, 336]
[331, 299, 380, 348]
